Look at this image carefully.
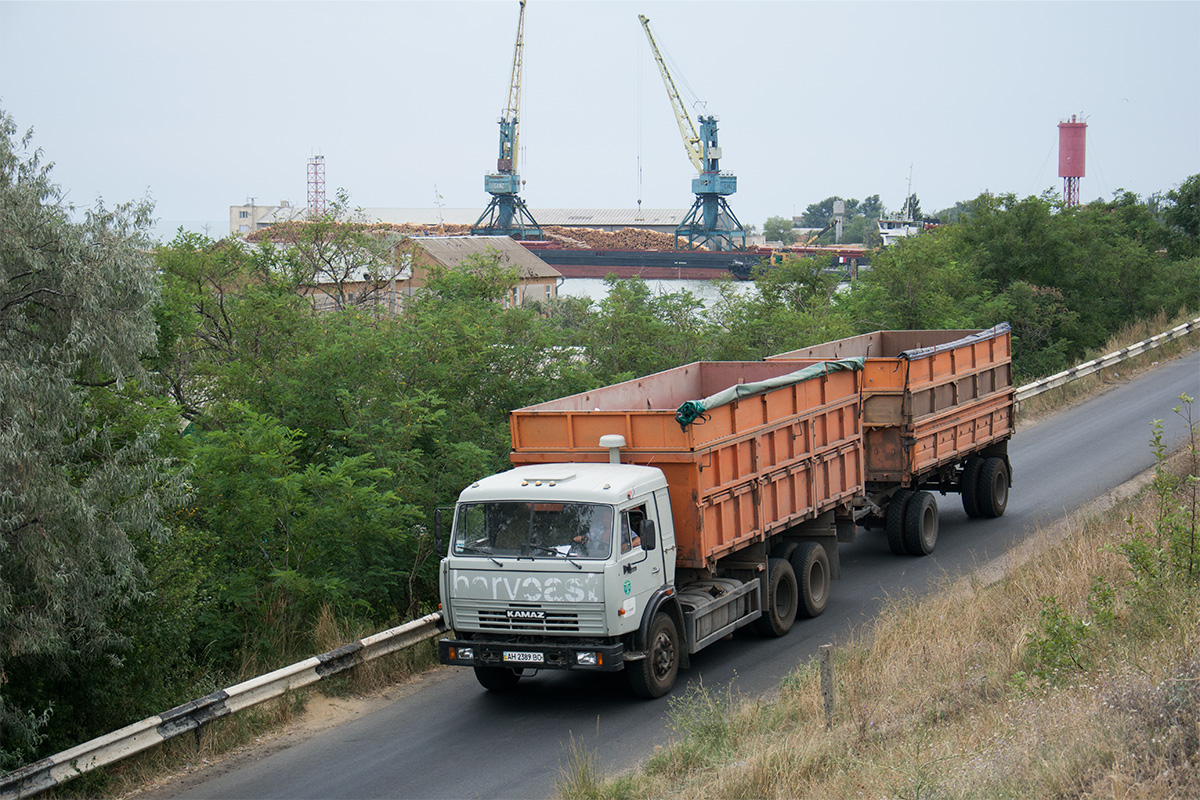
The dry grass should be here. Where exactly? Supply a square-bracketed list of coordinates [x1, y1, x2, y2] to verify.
[558, 448, 1200, 800]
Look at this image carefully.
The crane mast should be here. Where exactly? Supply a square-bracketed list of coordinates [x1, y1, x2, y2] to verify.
[472, 0, 542, 239]
[638, 14, 744, 252]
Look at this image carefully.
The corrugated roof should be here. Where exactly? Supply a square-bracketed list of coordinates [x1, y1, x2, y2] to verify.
[412, 236, 561, 280]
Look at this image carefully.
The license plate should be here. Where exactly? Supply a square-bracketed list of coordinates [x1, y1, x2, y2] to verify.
[503, 651, 544, 664]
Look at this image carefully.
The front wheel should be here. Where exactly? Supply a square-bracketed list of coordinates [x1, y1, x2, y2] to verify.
[474, 664, 522, 692]
[628, 612, 680, 698]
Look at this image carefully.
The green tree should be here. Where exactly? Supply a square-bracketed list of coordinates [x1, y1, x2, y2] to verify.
[1162, 174, 1199, 258]
[584, 276, 707, 380]
[0, 110, 189, 766]
[801, 197, 838, 228]
[841, 226, 1004, 331]
[188, 406, 427, 667]
[763, 215, 796, 245]
[705, 256, 853, 361]
[859, 194, 883, 220]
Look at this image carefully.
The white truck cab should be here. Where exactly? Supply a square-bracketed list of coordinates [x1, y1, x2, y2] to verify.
[438, 462, 676, 691]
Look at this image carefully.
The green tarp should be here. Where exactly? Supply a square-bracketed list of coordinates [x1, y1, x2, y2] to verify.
[675, 357, 865, 429]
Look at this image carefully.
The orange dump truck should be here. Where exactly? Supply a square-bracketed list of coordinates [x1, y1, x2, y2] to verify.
[438, 326, 1014, 697]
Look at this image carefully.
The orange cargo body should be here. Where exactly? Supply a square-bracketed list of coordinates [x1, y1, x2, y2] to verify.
[767, 325, 1013, 485]
[509, 361, 863, 569]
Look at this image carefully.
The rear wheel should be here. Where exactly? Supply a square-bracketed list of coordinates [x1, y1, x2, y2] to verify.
[790, 542, 830, 618]
[903, 491, 939, 555]
[961, 456, 984, 518]
[474, 664, 522, 692]
[977, 457, 1009, 518]
[886, 489, 913, 555]
[754, 557, 798, 637]
[771, 541, 798, 562]
[628, 612, 680, 698]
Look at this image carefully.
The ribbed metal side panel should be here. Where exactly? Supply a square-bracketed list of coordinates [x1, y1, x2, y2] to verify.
[455, 601, 607, 635]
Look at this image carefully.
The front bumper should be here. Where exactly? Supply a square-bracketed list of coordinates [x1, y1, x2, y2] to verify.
[439, 637, 626, 672]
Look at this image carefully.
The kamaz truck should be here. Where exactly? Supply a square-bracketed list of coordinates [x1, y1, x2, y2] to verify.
[438, 325, 1014, 697]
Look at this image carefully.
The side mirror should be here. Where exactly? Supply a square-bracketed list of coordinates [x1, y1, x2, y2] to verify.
[639, 519, 656, 551]
[434, 507, 444, 551]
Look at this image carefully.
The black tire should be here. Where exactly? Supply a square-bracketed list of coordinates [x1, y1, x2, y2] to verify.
[790, 542, 831, 619]
[903, 490, 939, 556]
[961, 456, 984, 518]
[628, 612, 680, 698]
[886, 489, 913, 556]
[753, 557, 798, 637]
[771, 540, 798, 562]
[474, 664, 522, 692]
[977, 457, 1010, 518]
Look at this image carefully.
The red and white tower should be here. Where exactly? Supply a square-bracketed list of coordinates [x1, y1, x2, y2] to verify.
[307, 155, 327, 217]
[1058, 116, 1087, 207]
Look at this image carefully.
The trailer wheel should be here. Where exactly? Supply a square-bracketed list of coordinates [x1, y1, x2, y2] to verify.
[886, 489, 913, 556]
[791, 542, 830, 618]
[977, 457, 1009, 518]
[960, 456, 984, 518]
[754, 557, 798, 637]
[628, 612, 679, 699]
[474, 664, 522, 692]
[903, 491, 939, 555]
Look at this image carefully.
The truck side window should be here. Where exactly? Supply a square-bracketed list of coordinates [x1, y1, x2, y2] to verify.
[621, 506, 646, 554]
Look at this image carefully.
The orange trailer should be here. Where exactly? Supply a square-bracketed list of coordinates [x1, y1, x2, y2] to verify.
[768, 324, 1015, 553]
[509, 360, 863, 569]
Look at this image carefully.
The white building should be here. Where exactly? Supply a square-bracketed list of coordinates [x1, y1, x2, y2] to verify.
[228, 204, 690, 237]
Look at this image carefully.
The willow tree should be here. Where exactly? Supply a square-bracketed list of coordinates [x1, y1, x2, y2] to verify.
[0, 110, 188, 766]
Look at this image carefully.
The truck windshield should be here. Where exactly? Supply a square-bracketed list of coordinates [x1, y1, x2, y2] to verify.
[453, 502, 614, 560]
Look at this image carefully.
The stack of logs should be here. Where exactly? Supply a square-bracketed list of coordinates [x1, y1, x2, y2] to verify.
[249, 221, 702, 251]
[541, 226, 698, 250]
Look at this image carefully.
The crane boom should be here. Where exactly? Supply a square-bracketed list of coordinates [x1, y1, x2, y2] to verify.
[638, 14, 703, 174]
[502, 0, 526, 173]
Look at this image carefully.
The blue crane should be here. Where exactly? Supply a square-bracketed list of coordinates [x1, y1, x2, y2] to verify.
[639, 14, 745, 252]
[472, 0, 542, 239]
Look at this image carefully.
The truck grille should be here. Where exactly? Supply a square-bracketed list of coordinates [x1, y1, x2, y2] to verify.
[456, 601, 606, 634]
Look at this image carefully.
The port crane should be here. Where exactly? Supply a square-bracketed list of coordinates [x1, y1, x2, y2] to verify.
[638, 14, 745, 251]
[472, 0, 542, 239]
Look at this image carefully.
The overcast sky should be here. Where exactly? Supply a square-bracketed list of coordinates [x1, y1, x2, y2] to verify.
[2, 0, 1197, 242]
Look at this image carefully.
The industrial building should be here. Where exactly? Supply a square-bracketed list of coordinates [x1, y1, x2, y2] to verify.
[229, 203, 690, 237]
[297, 235, 562, 314]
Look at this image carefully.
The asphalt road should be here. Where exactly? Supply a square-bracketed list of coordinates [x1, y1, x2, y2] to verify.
[161, 351, 1199, 800]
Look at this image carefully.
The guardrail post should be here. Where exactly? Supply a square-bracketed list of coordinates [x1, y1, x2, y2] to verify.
[819, 643, 835, 730]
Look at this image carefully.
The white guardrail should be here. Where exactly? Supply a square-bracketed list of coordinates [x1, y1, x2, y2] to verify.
[2, 316, 1197, 799]
[1013, 316, 1198, 408]
[0, 612, 445, 800]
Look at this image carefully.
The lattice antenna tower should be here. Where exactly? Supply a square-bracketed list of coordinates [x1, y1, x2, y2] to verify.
[307, 154, 327, 217]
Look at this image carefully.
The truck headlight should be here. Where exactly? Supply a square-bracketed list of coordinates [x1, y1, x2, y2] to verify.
[576, 651, 599, 667]
[450, 646, 475, 662]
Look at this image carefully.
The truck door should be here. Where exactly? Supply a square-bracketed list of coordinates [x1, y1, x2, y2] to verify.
[614, 503, 661, 624]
